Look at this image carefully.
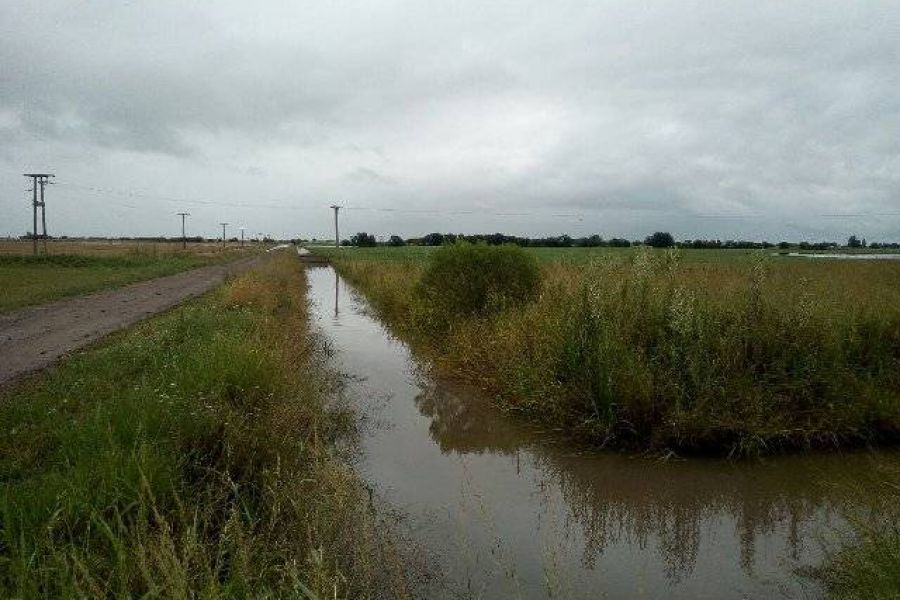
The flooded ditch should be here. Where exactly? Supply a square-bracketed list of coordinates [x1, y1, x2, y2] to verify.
[306, 264, 896, 599]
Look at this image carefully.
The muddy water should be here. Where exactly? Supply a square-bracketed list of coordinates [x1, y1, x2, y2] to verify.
[306, 265, 896, 599]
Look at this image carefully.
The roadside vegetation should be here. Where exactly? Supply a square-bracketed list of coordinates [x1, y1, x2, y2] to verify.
[0, 243, 252, 312]
[317, 243, 900, 456]
[0, 252, 411, 598]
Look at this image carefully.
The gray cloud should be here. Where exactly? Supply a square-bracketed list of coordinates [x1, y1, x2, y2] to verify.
[1, 1, 899, 240]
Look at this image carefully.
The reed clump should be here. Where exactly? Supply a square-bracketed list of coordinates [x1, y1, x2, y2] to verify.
[0, 252, 411, 598]
[329, 247, 900, 455]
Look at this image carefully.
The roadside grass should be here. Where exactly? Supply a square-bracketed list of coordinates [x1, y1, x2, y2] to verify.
[0, 248, 251, 312]
[0, 252, 411, 598]
[318, 245, 900, 456]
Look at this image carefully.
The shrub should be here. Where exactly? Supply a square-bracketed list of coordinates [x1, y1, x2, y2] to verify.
[416, 242, 540, 322]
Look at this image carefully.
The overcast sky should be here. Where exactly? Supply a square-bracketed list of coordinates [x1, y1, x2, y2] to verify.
[2, 1, 898, 241]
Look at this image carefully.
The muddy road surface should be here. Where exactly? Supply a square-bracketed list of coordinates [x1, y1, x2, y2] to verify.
[0, 258, 256, 386]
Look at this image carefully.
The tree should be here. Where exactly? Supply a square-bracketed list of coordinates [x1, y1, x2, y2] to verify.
[388, 235, 406, 247]
[645, 232, 675, 248]
[422, 232, 445, 246]
[847, 235, 863, 248]
[350, 232, 377, 247]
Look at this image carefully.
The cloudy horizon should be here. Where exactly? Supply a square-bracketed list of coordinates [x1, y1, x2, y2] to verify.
[2, 1, 899, 242]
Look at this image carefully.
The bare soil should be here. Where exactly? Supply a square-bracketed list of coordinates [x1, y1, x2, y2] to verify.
[0, 258, 256, 386]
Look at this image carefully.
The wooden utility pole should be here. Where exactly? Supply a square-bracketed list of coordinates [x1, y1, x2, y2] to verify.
[39, 178, 50, 253]
[23, 173, 54, 255]
[220, 222, 229, 249]
[330, 205, 341, 249]
[239, 227, 245, 247]
[177, 212, 190, 249]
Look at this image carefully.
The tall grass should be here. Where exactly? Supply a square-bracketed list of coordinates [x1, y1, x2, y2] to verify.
[0, 253, 411, 598]
[326, 247, 900, 455]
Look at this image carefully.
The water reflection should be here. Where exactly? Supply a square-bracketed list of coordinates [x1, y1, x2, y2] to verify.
[307, 265, 897, 599]
[334, 269, 339, 318]
[413, 381, 871, 584]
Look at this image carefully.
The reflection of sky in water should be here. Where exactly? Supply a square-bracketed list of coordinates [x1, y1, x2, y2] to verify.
[307, 265, 897, 599]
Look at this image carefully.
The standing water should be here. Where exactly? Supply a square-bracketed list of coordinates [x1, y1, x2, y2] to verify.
[306, 265, 895, 599]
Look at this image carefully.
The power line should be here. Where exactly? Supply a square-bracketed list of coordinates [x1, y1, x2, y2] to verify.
[55, 182, 307, 211]
[45, 180, 900, 222]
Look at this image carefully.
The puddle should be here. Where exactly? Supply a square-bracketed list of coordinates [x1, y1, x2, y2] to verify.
[306, 265, 897, 599]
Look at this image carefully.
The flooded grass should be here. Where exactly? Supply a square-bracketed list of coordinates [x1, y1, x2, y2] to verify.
[316, 245, 900, 596]
[0, 253, 412, 598]
[823, 466, 900, 599]
[317, 245, 900, 456]
[308, 263, 900, 598]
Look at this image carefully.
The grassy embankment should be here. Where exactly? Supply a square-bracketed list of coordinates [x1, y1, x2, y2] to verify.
[0, 252, 410, 598]
[0, 243, 252, 312]
[316, 245, 900, 456]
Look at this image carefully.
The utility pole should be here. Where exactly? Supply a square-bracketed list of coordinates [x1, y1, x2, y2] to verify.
[220, 222, 229, 249]
[38, 177, 52, 253]
[177, 212, 190, 249]
[239, 227, 245, 247]
[23, 173, 54, 255]
[330, 205, 341, 249]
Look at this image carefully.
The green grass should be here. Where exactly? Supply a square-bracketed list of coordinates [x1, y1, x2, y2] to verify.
[317, 245, 900, 456]
[0, 252, 238, 312]
[0, 253, 411, 598]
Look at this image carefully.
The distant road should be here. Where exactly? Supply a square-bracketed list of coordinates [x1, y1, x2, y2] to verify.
[0, 258, 256, 386]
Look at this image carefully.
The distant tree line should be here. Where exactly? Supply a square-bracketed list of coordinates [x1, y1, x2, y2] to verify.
[344, 232, 637, 247]
[343, 231, 900, 250]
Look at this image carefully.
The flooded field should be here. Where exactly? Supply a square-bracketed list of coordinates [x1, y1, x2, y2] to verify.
[306, 265, 897, 599]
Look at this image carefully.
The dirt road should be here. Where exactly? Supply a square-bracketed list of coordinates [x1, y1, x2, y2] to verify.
[0, 258, 256, 386]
